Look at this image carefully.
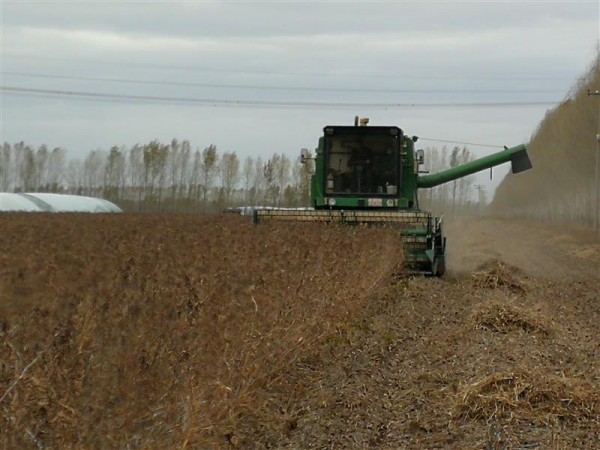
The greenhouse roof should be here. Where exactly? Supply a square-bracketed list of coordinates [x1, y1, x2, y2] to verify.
[0, 193, 122, 213]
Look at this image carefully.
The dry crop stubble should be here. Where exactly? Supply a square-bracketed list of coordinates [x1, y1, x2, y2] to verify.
[272, 257, 599, 449]
[0, 214, 403, 448]
[2, 214, 598, 448]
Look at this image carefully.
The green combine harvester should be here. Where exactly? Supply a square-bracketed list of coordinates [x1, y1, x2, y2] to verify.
[254, 117, 532, 275]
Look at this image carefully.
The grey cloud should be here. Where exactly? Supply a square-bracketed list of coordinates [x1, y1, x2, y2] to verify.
[4, 2, 596, 39]
[2, 0, 598, 198]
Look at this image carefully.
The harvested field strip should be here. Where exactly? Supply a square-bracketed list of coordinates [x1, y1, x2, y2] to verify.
[274, 270, 600, 448]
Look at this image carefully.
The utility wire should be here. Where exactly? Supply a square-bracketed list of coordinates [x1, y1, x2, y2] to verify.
[0, 86, 559, 109]
[418, 137, 504, 149]
[1, 71, 563, 95]
[4, 53, 576, 81]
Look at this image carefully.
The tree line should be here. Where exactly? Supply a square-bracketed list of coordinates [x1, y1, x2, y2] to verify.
[0, 140, 313, 212]
[0, 140, 478, 213]
[492, 56, 599, 228]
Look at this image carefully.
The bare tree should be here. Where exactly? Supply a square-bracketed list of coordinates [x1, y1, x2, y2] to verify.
[422, 146, 438, 206]
[190, 149, 202, 206]
[293, 151, 314, 207]
[200, 145, 219, 208]
[437, 146, 449, 206]
[250, 156, 264, 205]
[128, 145, 144, 207]
[143, 141, 168, 207]
[263, 153, 291, 206]
[275, 154, 291, 206]
[457, 147, 475, 206]
[21, 145, 37, 192]
[66, 159, 83, 194]
[1, 143, 11, 191]
[83, 150, 106, 196]
[178, 140, 191, 200]
[105, 146, 126, 202]
[282, 185, 297, 207]
[242, 156, 254, 203]
[449, 146, 461, 213]
[48, 147, 67, 192]
[167, 138, 181, 208]
[219, 151, 240, 207]
[263, 157, 278, 205]
[35, 145, 49, 190]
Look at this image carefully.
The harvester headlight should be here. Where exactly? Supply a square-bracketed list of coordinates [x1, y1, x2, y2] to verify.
[328, 198, 336, 206]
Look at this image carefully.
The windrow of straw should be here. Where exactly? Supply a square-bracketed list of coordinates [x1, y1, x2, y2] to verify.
[471, 260, 527, 295]
[471, 302, 552, 335]
[455, 368, 600, 425]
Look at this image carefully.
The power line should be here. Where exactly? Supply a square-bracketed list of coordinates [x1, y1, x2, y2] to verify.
[4, 53, 577, 81]
[419, 138, 504, 149]
[1, 71, 564, 95]
[0, 85, 559, 109]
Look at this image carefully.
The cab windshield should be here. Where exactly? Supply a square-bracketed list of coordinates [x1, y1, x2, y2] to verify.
[325, 132, 399, 195]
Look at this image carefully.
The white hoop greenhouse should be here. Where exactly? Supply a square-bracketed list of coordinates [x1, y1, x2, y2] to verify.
[0, 193, 122, 213]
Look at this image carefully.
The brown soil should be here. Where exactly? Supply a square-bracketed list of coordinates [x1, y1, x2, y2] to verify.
[0, 214, 598, 448]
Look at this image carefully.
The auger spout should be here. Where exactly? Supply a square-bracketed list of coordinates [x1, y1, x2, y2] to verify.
[416, 144, 532, 189]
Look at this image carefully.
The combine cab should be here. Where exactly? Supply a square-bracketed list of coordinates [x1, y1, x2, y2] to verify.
[254, 117, 532, 275]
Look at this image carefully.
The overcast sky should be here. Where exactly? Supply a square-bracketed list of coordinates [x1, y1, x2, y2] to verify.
[2, 0, 599, 195]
